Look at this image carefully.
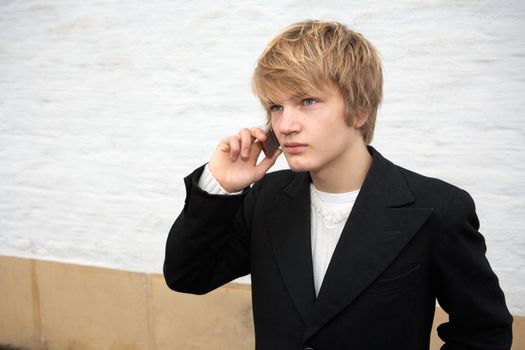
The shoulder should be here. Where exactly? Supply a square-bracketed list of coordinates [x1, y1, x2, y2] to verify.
[370, 147, 465, 198]
[370, 147, 471, 209]
[381, 161, 481, 244]
[368, 145, 472, 211]
[393, 162, 476, 217]
[398, 165, 461, 195]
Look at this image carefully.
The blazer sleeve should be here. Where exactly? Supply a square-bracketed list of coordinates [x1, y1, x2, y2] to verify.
[433, 188, 513, 349]
[163, 165, 254, 295]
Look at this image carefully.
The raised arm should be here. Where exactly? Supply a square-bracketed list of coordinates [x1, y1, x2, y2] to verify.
[163, 127, 280, 294]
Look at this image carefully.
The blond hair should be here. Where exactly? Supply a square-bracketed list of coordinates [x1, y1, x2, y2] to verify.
[252, 20, 383, 144]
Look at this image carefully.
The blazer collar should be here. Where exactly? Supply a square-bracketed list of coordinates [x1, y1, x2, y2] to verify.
[264, 171, 315, 325]
[264, 147, 433, 339]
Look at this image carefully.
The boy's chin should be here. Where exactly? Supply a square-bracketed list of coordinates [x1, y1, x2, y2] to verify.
[285, 159, 312, 173]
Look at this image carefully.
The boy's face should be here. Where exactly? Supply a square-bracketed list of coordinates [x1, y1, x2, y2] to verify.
[269, 83, 366, 176]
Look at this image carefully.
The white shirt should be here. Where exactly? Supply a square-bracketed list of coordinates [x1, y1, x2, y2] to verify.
[310, 185, 358, 296]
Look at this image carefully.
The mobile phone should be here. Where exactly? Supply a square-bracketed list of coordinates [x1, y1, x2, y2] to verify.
[261, 128, 280, 158]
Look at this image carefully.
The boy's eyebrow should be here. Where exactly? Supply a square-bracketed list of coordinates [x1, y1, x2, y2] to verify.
[295, 92, 316, 98]
[265, 99, 279, 107]
[264, 92, 316, 106]
[291, 91, 322, 100]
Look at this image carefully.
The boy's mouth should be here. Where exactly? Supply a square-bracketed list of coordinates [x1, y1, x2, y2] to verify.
[283, 143, 307, 154]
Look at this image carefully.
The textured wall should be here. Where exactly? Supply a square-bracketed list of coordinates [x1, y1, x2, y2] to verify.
[1, 1, 524, 314]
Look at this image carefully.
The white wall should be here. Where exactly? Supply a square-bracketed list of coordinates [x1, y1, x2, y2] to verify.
[1, 1, 524, 314]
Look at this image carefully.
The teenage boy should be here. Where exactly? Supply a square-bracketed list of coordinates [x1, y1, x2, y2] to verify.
[164, 20, 512, 349]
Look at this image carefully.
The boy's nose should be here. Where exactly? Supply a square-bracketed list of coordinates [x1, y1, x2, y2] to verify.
[277, 107, 301, 135]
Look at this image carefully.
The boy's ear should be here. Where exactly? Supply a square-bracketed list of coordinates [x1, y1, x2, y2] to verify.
[352, 112, 369, 128]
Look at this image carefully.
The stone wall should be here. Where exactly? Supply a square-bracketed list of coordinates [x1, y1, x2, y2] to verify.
[2, 256, 523, 349]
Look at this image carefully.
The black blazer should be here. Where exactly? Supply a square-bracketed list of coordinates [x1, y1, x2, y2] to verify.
[164, 147, 512, 350]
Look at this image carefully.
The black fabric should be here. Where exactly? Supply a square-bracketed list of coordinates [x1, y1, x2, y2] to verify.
[164, 147, 512, 350]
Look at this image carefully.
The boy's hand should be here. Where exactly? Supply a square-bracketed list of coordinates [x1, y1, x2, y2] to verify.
[208, 127, 281, 193]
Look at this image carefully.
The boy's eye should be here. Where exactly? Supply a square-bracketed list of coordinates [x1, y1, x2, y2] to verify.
[302, 98, 316, 106]
[269, 104, 283, 112]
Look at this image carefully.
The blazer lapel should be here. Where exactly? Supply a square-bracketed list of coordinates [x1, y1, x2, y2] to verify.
[304, 147, 433, 341]
[264, 172, 316, 325]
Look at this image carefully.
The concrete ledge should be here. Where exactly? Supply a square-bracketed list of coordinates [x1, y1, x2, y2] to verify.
[0, 255, 522, 349]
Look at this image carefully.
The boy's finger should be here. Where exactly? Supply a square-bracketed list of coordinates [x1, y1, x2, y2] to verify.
[227, 135, 241, 161]
[239, 128, 253, 159]
[250, 127, 267, 142]
[255, 149, 282, 178]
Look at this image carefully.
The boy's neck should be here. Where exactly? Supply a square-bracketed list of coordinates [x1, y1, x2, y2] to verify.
[310, 142, 372, 194]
